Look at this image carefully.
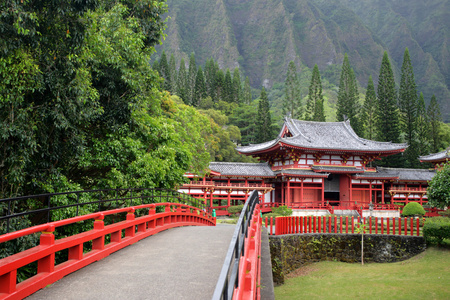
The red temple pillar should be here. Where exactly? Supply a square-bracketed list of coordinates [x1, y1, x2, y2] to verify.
[287, 179, 291, 207]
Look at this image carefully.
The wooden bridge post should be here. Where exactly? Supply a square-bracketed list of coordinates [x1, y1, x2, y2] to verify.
[38, 225, 55, 274]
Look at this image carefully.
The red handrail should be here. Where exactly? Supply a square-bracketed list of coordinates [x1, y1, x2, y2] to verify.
[0, 203, 215, 299]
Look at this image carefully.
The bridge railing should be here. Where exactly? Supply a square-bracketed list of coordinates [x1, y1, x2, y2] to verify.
[0, 202, 215, 300]
[212, 190, 262, 300]
[0, 188, 208, 234]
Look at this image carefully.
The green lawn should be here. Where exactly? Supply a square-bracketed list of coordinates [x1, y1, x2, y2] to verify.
[274, 247, 450, 299]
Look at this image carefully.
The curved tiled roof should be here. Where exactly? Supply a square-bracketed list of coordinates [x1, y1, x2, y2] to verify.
[419, 147, 450, 162]
[377, 167, 436, 182]
[208, 162, 275, 177]
[237, 118, 407, 154]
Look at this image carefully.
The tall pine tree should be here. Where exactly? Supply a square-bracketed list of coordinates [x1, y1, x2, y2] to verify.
[398, 48, 418, 167]
[256, 87, 273, 142]
[168, 54, 177, 93]
[193, 66, 207, 106]
[283, 61, 302, 119]
[243, 77, 252, 104]
[336, 54, 359, 129]
[176, 58, 188, 103]
[224, 69, 233, 103]
[159, 50, 171, 91]
[305, 64, 325, 122]
[416, 92, 431, 156]
[232, 68, 242, 104]
[377, 51, 402, 166]
[428, 94, 441, 152]
[187, 53, 197, 105]
[362, 76, 377, 140]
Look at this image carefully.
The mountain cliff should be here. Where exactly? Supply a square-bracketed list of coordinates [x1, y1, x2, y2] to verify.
[158, 0, 449, 121]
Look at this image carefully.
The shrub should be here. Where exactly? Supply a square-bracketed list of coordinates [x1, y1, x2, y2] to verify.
[262, 213, 280, 225]
[272, 205, 293, 216]
[402, 202, 426, 217]
[227, 204, 244, 215]
[423, 217, 450, 245]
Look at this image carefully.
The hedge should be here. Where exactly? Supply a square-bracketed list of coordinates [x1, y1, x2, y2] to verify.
[423, 217, 450, 245]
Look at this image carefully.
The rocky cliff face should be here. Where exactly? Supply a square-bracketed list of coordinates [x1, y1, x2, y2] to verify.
[159, 0, 449, 121]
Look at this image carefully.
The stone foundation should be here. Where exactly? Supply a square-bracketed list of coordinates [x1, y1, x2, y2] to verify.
[269, 233, 426, 285]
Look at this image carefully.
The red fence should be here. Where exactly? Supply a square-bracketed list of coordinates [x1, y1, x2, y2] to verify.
[264, 216, 422, 236]
[0, 203, 215, 300]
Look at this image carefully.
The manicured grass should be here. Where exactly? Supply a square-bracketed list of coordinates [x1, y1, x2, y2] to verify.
[275, 247, 450, 299]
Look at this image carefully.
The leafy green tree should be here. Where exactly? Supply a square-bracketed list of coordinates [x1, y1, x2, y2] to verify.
[243, 76, 252, 105]
[416, 92, 430, 156]
[428, 94, 441, 152]
[305, 64, 325, 122]
[398, 48, 419, 167]
[283, 61, 302, 119]
[336, 54, 359, 126]
[361, 76, 377, 140]
[256, 87, 274, 142]
[377, 51, 402, 166]
[229, 104, 258, 145]
[427, 162, 450, 208]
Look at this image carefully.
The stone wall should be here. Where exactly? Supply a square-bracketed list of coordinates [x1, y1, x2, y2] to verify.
[269, 233, 426, 285]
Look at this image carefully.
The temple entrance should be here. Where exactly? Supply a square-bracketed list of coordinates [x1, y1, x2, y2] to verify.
[324, 174, 340, 206]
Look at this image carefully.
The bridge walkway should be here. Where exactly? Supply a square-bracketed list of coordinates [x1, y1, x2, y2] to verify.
[27, 224, 235, 300]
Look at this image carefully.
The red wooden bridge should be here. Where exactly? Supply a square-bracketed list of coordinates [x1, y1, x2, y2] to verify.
[0, 190, 266, 300]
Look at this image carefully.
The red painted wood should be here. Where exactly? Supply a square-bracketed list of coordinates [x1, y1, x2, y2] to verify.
[375, 217, 378, 234]
[0, 203, 215, 300]
[351, 217, 354, 234]
[416, 218, 420, 236]
[393, 218, 396, 235]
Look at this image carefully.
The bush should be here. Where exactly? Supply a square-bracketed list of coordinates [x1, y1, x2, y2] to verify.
[272, 205, 293, 216]
[227, 204, 244, 215]
[402, 202, 426, 217]
[262, 213, 280, 225]
[423, 217, 450, 245]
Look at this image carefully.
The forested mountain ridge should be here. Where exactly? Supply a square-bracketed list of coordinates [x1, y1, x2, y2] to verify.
[158, 0, 449, 122]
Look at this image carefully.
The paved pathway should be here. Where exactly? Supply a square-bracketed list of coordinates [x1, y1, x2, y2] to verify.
[27, 224, 235, 300]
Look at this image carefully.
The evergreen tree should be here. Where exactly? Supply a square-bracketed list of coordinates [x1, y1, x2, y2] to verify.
[428, 94, 441, 152]
[168, 54, 177, 93]
[232, 68, 242, 104]
[224, 69, 233, 102]
[204, 58, 216, 100]
[399, 48, 419, 167]
[361, 76, 377, 140]
[187, 53, 197, 105]
[177, 58, 188, 103]
[256, 87, 273, 142]
[336, 54, 358, 122]
[152, 60, 159, 73]
[229, 104, 258, 145]
[377, 51, 402, 166]
[215, 69, 225, 102]
[416, 92, 431, 156]
[243, 77, 252, 104]
[305, 64, 325, 121]
[159, 50, 171, 91]
[193, 66, 207, 106]
[283, 61, 302, 119]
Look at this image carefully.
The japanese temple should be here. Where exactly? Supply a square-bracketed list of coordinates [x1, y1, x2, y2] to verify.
[419, 146, 450, 169]
[179, 117, 437, 216]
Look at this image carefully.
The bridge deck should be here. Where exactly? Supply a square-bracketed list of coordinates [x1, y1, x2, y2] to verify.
[27, 224, 235, 300]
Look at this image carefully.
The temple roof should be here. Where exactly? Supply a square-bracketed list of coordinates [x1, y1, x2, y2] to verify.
[311, 166, 364, 173]
[275, 169, 329, 177]
[419, 147, 450, 163]
[237, 118, 407, 154]
[208, 162, 275, 177]
[377, 167, 436, 182]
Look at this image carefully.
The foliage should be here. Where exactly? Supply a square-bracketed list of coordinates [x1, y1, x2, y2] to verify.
[227, 204, 244, 215]
[336, 54, 361, 134]
[272, 205, 293, 216]
[361, 76, 377, 140]
[401, 202, 426, 217]
[416, 92, 431, 156]
[427, 94, 441, 153]
[427, 162, 450, 208]
[305, 64, 325, 122]
[256, 87, 276, 143]
[283, 61, 302, 119]
[423, 217, 450, 245]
